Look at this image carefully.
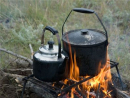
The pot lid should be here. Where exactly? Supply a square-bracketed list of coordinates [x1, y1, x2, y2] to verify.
[39, 41, 59, 55]
[62, 29, 106, 45]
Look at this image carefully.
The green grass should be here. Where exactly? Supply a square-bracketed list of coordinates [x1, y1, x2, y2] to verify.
[0, 0, 130, 80]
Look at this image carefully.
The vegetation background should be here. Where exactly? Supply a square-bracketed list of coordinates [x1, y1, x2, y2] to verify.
[0, 0, 130, 82]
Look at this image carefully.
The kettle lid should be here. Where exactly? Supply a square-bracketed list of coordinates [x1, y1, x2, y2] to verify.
[39, 41, 59, 55]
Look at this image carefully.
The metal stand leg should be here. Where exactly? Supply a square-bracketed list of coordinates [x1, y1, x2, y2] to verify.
[115, 65, 124, 90]
[20, 74, 34, 98]
[69, 90, 71, 98]
[21, 80, 27, 98]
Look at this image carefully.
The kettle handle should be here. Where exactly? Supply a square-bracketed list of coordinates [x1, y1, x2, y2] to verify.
[41, 26, 62, 58]
[62, 8, 108, 45]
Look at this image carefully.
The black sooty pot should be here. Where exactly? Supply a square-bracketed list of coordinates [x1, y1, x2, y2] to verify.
[62, 8, 108, 76]
[33, 26, 68, 82]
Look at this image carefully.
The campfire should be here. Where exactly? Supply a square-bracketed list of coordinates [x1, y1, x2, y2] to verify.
[19, 8, 125, 98]
[62, 44, 114, 98]
[60, 8, 117, 98]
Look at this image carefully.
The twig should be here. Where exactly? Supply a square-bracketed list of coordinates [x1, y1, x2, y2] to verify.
[0, 48, 33, 65]
[29, 44, 33, 60]
[73, 90, 83, 98]
[88, 91, 96, 98]
[96, 83, 100, 98]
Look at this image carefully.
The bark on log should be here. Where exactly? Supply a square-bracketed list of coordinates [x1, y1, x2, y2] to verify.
[3, 68, 33, 76]
[1, 71, 54, 98]
[1, 70, 130, 98]
[0, 48, 33, 65]
[116, 88, 130, 98]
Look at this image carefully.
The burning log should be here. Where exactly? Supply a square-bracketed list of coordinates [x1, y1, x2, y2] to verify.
[96, 83, 100, 98]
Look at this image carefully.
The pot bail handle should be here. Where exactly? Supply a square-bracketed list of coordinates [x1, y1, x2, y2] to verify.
[41, 26, 62, 58]
[62, 8, 108, 45]
[73, 8, 94, 13]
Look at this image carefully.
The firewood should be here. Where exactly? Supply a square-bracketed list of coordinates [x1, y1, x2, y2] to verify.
[0, 48, 33, 66]
[29, 44, 34, 60]
[0, 71, 54, 98]
[116, 88, 130, 98]
[1, 70, 130, 98]
[3, 68, 33, 76]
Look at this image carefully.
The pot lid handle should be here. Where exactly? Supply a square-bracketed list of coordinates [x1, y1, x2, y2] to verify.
[41, 26, 62, 58]
[62, 8, 108, 45]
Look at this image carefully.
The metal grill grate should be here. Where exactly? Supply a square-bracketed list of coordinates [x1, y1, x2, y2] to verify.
[21, 60, 123, 98]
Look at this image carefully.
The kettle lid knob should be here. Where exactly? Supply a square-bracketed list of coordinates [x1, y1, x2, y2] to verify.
[48, 41, 54, 50]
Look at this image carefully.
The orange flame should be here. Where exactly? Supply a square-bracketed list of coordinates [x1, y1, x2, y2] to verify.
[63, 38, 112, 98]
[67, 43, 79, 81]
[80, 48, 112, 98]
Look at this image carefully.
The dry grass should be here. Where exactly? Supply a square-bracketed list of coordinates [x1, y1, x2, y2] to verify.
[0, 0, 130, 81]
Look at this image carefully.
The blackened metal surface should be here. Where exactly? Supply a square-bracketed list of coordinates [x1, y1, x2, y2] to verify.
[63, 40, 107, 76]
[33, 54, 68, 82]
[62, 29, 106, 46]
